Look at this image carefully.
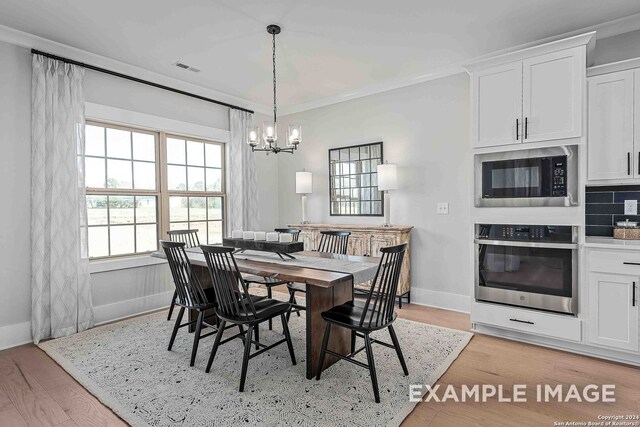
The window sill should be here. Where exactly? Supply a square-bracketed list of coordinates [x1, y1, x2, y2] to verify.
[89, 255, 166, 274]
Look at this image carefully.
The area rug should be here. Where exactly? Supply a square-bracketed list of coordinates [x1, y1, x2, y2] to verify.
[38, 302, 472, 427]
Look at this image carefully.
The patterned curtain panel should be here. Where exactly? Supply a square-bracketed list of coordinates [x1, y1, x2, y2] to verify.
[228, 110, 261, 231]
[31, 55, 94, 344]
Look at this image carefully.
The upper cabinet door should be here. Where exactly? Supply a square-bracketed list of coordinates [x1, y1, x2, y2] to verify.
[472, 61, 523, 148]
[522, 47, 583, 143]
[587, 71, 635, 181]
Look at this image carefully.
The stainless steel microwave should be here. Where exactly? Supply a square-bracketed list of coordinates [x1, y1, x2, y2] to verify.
[474, 146, 578, 207]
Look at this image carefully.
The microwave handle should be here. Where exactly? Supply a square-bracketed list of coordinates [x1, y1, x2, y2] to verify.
[628, 152, 631, 176]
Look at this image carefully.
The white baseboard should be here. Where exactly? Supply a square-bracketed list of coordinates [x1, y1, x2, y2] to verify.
[0, 321, 32, 351]
[93, 291, 173, 325]
[409, 288, 471, 313]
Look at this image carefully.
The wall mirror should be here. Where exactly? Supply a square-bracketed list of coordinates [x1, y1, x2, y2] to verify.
[328, 141, 383, 216]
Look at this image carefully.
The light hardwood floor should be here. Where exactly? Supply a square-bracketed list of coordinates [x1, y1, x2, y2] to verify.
[0, 303, 638, 427]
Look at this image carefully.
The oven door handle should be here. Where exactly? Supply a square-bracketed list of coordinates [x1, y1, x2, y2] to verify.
[474, 239, 578, 250]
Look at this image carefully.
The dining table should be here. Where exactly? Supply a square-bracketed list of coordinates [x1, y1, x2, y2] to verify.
[152, 248, 380, 379]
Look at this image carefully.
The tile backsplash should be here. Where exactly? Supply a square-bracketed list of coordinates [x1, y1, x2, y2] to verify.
[586, 185, 640, 236]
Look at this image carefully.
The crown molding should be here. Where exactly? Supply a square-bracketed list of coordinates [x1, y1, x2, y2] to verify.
[587, 57, 640, 77]
[0, 24, 272, 115]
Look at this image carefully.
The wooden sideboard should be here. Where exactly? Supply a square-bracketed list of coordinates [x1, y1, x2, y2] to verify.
[288, 223, 413, 305]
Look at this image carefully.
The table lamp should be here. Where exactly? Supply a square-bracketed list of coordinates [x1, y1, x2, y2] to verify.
[296, 171, 312, 224]
[377, 163, 397, 227]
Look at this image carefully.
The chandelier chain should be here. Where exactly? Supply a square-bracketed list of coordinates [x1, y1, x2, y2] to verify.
[272, 32, 277, 124]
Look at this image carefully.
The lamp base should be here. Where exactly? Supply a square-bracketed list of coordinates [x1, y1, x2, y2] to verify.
[382, 191, 391, 228]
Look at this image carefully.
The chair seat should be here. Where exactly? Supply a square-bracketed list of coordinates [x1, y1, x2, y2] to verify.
[321, 300, 396, 331]
[218, 297, 290, 323]
[244, 275, 290, 287]
[286, 282, 306, 293]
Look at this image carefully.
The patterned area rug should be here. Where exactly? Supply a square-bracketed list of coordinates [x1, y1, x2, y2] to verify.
[38, 298, 472, 427]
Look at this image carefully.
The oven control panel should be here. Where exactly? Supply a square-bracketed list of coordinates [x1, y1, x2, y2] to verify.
[477, 224, 573, 243]
[551, 156, 567, 197]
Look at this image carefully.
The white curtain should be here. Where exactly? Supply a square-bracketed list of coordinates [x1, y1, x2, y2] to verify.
[31, 54, 94, 344]
[228, 110, 261, 231]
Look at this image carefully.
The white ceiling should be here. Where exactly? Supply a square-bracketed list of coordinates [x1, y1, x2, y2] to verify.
[2, 0, 640, 113]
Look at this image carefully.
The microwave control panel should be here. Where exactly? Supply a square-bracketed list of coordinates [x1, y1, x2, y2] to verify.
[551, 156, 567, 197]
[477, 224, 574, 243]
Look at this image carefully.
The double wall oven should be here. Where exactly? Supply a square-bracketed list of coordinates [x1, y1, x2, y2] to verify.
[475, 224, 578, 315]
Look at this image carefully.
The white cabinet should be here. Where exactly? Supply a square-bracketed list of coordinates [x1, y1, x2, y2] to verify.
[470, 47, 584, 148]
[472, 62, 522, 147]
[587, 71, 635, 181]
[588, 273, 639, 352]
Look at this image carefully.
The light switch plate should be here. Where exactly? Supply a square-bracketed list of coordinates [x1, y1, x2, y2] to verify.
[437, 202, 449, 215]
[625, 200, 638, 215]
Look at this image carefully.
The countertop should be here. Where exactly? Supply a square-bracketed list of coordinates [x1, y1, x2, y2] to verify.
[584, 236, 640, 251]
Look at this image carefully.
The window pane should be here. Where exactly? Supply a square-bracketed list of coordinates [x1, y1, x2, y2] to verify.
[206, 168, 222, 192]
[187, 141, 205, 166]
[109, 196, 134, 224]
[190, 221, 207, 243]
[106, 128, 131, 159]
[370, 143, 381, 158]
[166, 138, 185, 164]
[207, 197, 223, 220]
[169, 196, 188, 222]
[207, 221, 222, 244]
[133, 161, 156, 190]
[110, 225, 135, 255]
[88, 226, 109, 257]
[86, 195, 108, 226]
[372, 201, 382, 215]
[205, 144, 222, 167]
[187, 167, 205, 191]
[135, 196, 157, 223]
[107, 159, 133, 189]
[136, 224, 157, 253]
[167, 165, 186, 191]
[85, 125, 104, 157]
[189, 197, 206, 220]
[132, 133, 155, 161]
[170, 222, 189, 231]
[85, 158, 106, 188]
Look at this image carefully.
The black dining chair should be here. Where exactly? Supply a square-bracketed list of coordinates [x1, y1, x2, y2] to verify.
[315, 243, 409, 403]
[166, 229, 201, 321]
[162, 240, 241, 367]
[244, 228, 301, 330]
[201, 244, 296, 392]
[286, 230, 351, 320]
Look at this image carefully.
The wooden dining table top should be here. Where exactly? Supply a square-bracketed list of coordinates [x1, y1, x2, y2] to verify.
[152, 249, 380, 289]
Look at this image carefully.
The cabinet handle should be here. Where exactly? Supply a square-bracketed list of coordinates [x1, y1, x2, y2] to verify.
[509, 318, 534, 325]
[524, 117, 528, 139]
[628, 152, 631, 176]
[516, 118, 519, 140]
[623, 262, 640, 266]
[637, 152, 639, 175]
[633, 282, 637, 307]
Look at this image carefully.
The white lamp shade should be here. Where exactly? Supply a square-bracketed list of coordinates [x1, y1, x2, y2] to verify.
[296, 171, 313, 194]
[377, 164, 397, 191]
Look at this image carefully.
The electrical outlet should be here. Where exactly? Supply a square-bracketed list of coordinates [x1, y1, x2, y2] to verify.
[625, 200, 638, 215]
[437, 202, 449, 215]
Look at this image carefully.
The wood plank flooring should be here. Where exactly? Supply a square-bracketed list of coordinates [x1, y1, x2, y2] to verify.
[0, 302, 638, 426]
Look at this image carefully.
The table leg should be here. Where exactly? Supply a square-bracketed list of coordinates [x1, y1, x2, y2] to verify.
[305, 279, 353, 379]
[189, 265, 215, 333]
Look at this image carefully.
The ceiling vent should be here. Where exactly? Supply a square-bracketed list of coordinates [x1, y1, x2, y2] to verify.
[172, 61, 201, 73]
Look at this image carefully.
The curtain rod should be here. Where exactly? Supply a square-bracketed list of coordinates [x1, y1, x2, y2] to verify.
[31, 49, 255, 114]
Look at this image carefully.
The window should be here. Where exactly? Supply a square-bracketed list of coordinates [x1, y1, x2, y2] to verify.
[328, 142, 383, 216]
[84, 122, 225, 259]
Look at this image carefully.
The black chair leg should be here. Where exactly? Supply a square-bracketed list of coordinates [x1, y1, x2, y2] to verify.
[293, 296, 301, 317]
[239, 325, 254, 392]
[364, 333, 380, 403]
[254, 323, 260, 350]
[388, 324, 409, 375]
[315, 323, 331, 380]
[267, 287, 273, 330]
[286, 289, 296, 322]
[167, 290, 177, 320]
[398, 295, 402, 309]
[168, 307, 185, 351]
[351, 330, 356, 353]
[407, 291, 411, 304]
[280, 314, 296, 365]
[205, 320, 226, 373]
[190, 311, 204, 367]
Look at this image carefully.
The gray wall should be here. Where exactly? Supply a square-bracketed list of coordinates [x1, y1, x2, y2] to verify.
[594, 29, 640, 65]
[276, 73, 473, 309]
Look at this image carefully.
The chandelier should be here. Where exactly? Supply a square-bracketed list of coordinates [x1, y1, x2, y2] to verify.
[247, 25, 301, 154]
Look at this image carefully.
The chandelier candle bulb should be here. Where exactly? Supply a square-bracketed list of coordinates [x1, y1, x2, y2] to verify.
[266, 232, 279, 242]
[242, 231, 255, 240]
[231, 230, 243, 239]
[254, 231, 266, 241]
[246, 127, 259, 146]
